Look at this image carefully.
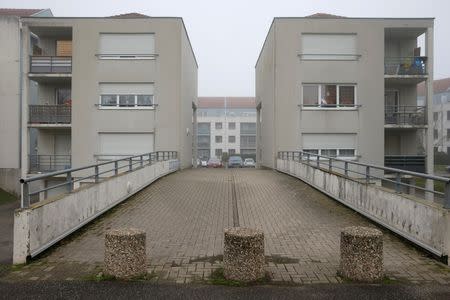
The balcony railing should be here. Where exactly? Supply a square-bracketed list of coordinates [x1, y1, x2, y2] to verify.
[384, 155, 426, 173]
[385, 105, 426, 126]
[30, 56, 72, 73]
[29, 155, 72, 173]
[384, 57, 427, 76]
[29, 105, 71, 124]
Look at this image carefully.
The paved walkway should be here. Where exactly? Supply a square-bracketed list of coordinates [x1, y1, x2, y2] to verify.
[3, 169, 450, 284]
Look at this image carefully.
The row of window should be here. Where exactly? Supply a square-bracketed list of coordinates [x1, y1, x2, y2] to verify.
[303, 149, 356, 158]
[433, 111, 450, 121]
[212, 135, 256, 145]
[100, 94, 154, 108]
[303, 84, 356, 107]
[433, 129, 450, 140]
[199, 122, 257, 133]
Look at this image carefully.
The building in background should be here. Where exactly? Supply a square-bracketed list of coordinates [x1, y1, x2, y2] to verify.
[256, 14, 433, 175]
[418, 78, 450, 153]
[197, 97, 256, 160]
[0, 10, 197, 198]
[0, 8, 53, 196]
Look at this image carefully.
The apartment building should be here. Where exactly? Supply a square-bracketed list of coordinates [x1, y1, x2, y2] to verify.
[418, 78, 450, 153]
[255, 13, 434, 175]
[197, 97, 256, 160]
[0, 10, 197, 196]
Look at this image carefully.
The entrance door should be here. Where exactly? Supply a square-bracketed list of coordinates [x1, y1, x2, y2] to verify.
[385, 90, 399, 124]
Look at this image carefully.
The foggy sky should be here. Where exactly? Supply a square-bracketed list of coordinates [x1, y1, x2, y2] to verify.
[2, 0, 449, 96]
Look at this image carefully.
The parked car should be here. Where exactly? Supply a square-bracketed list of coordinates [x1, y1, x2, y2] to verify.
[228, 156, 243, 168]
[243, 158, 256, 168]
[200, 158, 208, 167]
[207, 157, 222, 168]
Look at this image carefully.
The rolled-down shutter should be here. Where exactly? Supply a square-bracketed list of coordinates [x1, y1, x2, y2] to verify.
[99, 133, 154, 156]
[302, 133, 356, 149]
[99, 33, 155, 55]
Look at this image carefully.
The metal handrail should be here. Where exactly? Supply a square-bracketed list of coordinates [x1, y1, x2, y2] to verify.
[20, 151, 178, 208]
[29, 56, 72, 73]
[278, 150, 450, 209]
[385, 105, 426, 126]
[384, 56, 427, 76]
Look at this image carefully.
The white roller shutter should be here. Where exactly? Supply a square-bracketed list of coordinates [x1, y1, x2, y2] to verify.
[99, 133, 154, 156]
[99, 33, 155, 55]
[302, 133, 356, 149]
[99, 83, 154, 95]
[301, 34, 356, 60]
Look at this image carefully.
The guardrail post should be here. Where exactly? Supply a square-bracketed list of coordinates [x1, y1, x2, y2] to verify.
[140, 155, 143, 167]
[114, 161, 118, 175]
[445, 182, 450, 209]
[345, 161, 348, 176]
[395, 172, 401, 193]
[22, 182, 30, 208]
[316, 155, 320, 168]
[329, 158, 332, 172]
[66, 171, 73, 192]
[156, 152, 160, 161]
[94, 166, 99, 183]
[307, 153, 310, 164]
[129, 157, 132, 171]
[366, 166, 370, 184]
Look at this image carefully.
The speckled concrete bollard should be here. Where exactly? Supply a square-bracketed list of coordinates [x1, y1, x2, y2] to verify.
[223, 227, 265, 282]
[339, 226, 383, 282]
[104, 228, 146, 279]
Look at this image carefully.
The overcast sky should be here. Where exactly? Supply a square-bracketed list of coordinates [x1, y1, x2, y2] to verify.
[3, 0, 450, 96]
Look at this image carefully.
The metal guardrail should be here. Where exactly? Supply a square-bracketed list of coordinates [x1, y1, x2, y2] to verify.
[385, 105, 426, 126]
[20, 151, 178, 208]
[29, 105, 71, 124]
[278, 151, 450, 209]
[385, 155, 426, 173]
[30, 56, 72, 73]
[384, 56, 427, 76]
[29, 155, 71, 173]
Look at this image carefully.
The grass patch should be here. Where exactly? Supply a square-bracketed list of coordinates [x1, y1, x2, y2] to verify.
[416, 178, 445, 193]
[83, 272, 116, 282]
[209, 267, 271, 287]
[0, 188, 16, 204]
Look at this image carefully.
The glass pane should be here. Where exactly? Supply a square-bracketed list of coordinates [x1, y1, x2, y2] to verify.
[303, 85, 318, 106]
[56, 89, 71, 105]
[215, 122, 222, 129]
[339, 86, 355, 106]
[320, 85, 337, 106]
[321, 149, 337, 157]
[119, 95, 135, 107]
[339, 149, 355, 157]
[303, 149, 318, 155]
[137, 95, 153, 106]
[101, 95, 117, 106]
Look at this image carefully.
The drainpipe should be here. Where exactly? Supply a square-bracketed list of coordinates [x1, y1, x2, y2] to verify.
[18, 18, 23, 170]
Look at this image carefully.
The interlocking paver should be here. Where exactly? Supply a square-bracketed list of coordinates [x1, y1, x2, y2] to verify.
[3, 168, 450, 284]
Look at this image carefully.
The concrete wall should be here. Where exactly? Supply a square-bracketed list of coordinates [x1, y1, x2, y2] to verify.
[13, 159, 179, 264]
[277, 158, 450, 262]
[0, 16, 21, 194]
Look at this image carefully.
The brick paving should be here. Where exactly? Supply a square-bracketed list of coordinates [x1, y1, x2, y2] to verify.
[3, 168, 450, 284]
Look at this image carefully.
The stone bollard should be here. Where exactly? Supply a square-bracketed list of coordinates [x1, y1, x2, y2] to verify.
[339, 226, 383, 282]
[223, 227, 265, 282]
[104, 228, 146, 279]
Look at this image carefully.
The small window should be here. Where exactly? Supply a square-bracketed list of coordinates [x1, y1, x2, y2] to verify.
[321, 149, 337, 157]
[303, 85, 319, 106]
[303, 149, 319, 155]
[434, 129, 439, 139]
[119, 95, 135, 107]
[302, 84, 356, 108]
[228, 122, 236, 130]
[320, 85, 337, 106]
[101, 95, 117, 106]
[215, 122, 222, 130]
[447, 111, 450, 120]
[339, 86, 355, 106]
[229, 149, 236, 155]
[215, 136, 222, 143]
[137, 95, 153, 106]
[215, 149, 222, 157]
[338, 149, 355, 157]
[229, 136, 236, 143]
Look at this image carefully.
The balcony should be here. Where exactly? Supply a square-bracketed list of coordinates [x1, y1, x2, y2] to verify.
[29, 155, 71, 173]
[29, 105, 71, 126]
[385, 155, 425, 173]
[30, 56, 72, 73]
[385, 57, 427, 84]
[385, 106, 426, 127]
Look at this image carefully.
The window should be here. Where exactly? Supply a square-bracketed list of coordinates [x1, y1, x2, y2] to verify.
[215, 122, 222, 130]
[99, 83, 154, 109]
[302, 133, 356, 159]
[434, 129, 438, 139]
[302, 84, 356, 108]
[215, 149, 222, 158]
[228, 122, 236, 130]
[321, 149, 337, 157]
[198, 123, 210, 135]
[433, 112, 439, 121]
[447, 111, 450, 120]
[447, 129, 450, 141]
[301, 34, 357, 60]
[198, 136, 210, 148]
[229, 149, 236, 155]
[215, 136, 222, 143]
[99, 33, 155, 59]
[240, 123, 256, 135]
[240, 136, 256, 148]
[229, 136, 236, 143]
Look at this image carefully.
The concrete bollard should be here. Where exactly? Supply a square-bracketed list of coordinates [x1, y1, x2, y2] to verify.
[223, 227, 265, 282]
[339, 226, 383, 282]
[104, 228, 146, 279]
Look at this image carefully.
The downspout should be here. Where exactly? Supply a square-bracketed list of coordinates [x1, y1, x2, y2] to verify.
[18, 18, 23, 170]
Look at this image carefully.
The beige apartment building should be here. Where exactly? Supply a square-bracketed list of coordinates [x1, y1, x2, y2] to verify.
[0, 10, 197, 196]
[256, 14, 434, 175]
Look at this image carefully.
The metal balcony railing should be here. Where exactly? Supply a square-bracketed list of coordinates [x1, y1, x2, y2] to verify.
[384, 56, 427, 76]
[385, 105, 426, 126]
[29, 105, 71, 124]
[384, 155, 426, 173]
[30, 56, 72, 73]
[29, 155, 72, 173]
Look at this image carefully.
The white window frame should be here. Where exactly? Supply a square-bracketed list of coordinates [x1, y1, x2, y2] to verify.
[98, 94, 155, 110]
[301, 83, 358, 110]
[303, 148, 357, 160]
